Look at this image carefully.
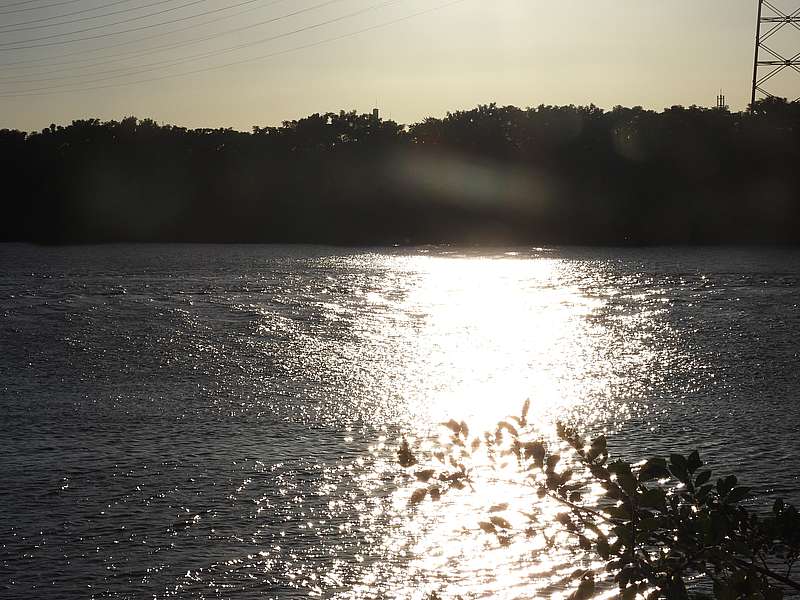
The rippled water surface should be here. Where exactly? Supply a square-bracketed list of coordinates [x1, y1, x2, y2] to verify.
[1, 244, 799, 599]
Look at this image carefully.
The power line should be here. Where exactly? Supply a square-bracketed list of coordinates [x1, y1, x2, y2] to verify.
[0, 0, 278, 68]
[0, 0, 468, 98]
[0, 0, 90, 16]
[0, 0, 351, 82]
[0, 0, 182, 33]
[0, 0, 264, 49]
[0, 0, 356, 84]
[0, 0, 400, 88]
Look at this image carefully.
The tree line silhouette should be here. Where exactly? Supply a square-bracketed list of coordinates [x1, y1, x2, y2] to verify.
[2, 98, 799, 245]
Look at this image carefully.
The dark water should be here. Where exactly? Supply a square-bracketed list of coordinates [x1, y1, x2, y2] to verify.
[1, 244, 799, 599]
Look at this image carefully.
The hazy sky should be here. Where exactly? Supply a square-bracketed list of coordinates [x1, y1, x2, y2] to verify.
[0, 0, 797, 131]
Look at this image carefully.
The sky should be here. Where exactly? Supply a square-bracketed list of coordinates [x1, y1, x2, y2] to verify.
[0, 0, 798, 131]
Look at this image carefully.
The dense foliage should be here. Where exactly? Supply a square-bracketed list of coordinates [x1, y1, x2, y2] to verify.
[2, 98, 800, 244]
[397, 402, 800, 599]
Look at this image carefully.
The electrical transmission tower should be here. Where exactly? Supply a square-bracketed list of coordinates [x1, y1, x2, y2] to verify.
[751, 0, 800, 106]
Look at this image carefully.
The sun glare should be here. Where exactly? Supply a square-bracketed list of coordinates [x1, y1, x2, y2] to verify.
[388, 253, 605, 432]
[335, 251, 654, 599]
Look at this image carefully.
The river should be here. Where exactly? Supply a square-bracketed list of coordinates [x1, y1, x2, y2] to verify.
[1, 244, 798, 599]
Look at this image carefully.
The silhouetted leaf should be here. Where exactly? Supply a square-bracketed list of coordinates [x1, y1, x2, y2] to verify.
[590, 464, 610, 480]
[640, 488, 666, 509]
[639, 458, 669, 481]
[591, 434, 607, 448]
[717, 475, 737, 497]
[478, 521, 496, 533]
[546, 472, 563, 491]
[441, 470, 464, 482]
[725, 486, 751, 504]
[665, 576, 689, 600]
[710, 510, 729, 543]
[695, 470, 712, 486]
[490, 515, 512, 529]
[568, 574, 595, 600]
[409, 488, 427, 505]
[608, 504, 631, 520]
[524, 441, 545, 468]
[497, 421, 519, 437]
[608, 460, 632, 476]
[601, 480, 623, 500]
[556, 513, 573, 527]
[713, 579, 732, 600]
[669, 454, 690, 483]
[688, 450, 702, 474]
[415, 469, 435, 482]
[696, 483, 715, 502]
[639, 517, 659, 532]
[609, 460, 636, 493]
[428, 486, 441, 502]
[489, 503, 509, 513]
[441, 419, 461, 434]
[587, 435, 607, 463]
[546, 454, 561, 472]
[398, 438, 417, 468]
[471, 438, 481, 452]
[620, 585, 638, 600]
[597, 538, 611, 559]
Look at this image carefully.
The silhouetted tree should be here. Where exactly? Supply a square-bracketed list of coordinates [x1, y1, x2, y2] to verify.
[1, 100, 799, 245]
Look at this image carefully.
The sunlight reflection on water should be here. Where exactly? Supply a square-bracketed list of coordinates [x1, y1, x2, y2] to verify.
[391, 255, 607, 429]
[2, 245, 798, 600]
[309, 251, 663, 599]
[322, 251, 654, 434]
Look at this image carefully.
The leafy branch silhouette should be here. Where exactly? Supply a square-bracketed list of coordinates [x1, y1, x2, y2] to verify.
[397, 401, 800, 600]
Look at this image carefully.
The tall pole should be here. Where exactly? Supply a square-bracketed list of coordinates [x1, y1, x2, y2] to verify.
[750, 0, 800, 106]
[751, 0, 764, 109]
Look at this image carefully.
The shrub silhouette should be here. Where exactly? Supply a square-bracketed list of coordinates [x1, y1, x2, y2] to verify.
[397, 401, 800, 599]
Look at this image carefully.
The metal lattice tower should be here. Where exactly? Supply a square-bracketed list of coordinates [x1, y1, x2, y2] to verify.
[751, 0, 800, 106]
